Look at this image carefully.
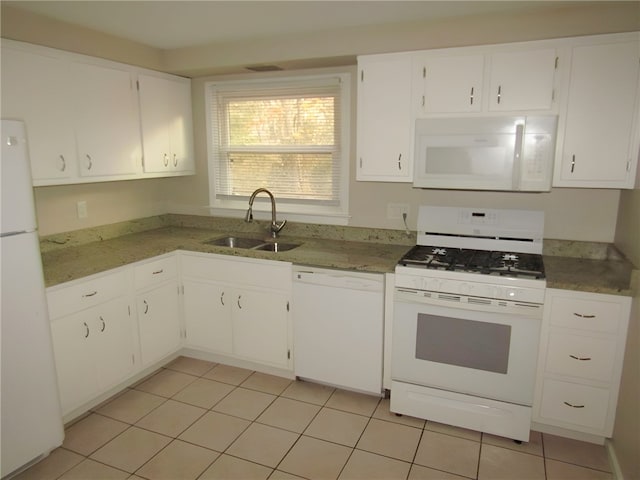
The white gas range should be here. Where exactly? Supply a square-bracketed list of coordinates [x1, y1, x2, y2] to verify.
[391, 206, 546, 442]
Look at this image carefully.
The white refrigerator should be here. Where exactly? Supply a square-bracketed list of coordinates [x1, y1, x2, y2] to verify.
[1, 119, 64, 477]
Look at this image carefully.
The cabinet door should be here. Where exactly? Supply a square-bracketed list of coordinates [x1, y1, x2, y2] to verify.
[138, 74, 172, 173]
[139, 74, 194, 174]
[93, 297, 136, 390]
[51, 311, 100, 413]
[183, 279, 233, 354]
[555, 41, 640, 187]
[417, 54, 484, 113]
[489, 48, 557, 111]
[356, 54, 413, 181]
[233, 288, 290, 368]
[74, 63, 141, 178]
[167, 78, 194, 173]
[137, 281, 181, 366]
[1, 48, 76, 184]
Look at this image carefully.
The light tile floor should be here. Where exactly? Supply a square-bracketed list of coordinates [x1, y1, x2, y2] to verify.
[16, 356, 614, 480]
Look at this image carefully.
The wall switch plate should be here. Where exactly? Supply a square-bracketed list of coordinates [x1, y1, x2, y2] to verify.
[387, 203, 409, 220]
[76, 200, 88, 219]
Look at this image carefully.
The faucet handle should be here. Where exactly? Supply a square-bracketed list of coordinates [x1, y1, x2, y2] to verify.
[272, 219, 287, 234]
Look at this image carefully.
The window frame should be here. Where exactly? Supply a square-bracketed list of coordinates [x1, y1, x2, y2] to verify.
[205, 72, 351, 225]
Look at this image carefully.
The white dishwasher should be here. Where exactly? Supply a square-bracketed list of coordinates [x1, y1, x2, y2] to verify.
[293, 266, 384, 395]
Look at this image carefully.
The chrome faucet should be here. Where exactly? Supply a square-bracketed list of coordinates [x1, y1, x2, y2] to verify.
[244, 188, 286, 238]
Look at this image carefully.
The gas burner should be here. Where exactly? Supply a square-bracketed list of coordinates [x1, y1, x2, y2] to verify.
[399, 246, 545, 280]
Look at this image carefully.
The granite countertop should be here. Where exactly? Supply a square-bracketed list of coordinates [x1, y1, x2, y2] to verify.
[41, 224, 413, 287]
[40, 215, 636, 296]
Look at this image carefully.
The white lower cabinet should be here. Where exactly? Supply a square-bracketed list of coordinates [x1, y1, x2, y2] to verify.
[48, 270, 136, 416]
[134, 256, 181, 367]
[532, 288, 631, 440]
[183, 279, 233, 354]
[181, 252, 293, 370]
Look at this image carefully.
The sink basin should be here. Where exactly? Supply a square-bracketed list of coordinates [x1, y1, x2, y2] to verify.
[204, 236, 301, 252]
[254, 242, 301, 252]
[204, 236, 265, 249]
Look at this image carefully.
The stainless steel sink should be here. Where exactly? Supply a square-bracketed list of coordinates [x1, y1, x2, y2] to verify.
[204, 236, 265, 249]
[204, 236, 301, 252]
[254, 242, 301, 252]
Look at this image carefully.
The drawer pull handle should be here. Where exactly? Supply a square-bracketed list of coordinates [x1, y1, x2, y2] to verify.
[152, 269, 164, 275]
[83, 322, 89, 338]
[569, 354, 591, 361]
[573, 313, 596, 318]
[563, 401, 585, 409]
[83, 291, 98, 298]
[100, 316, 106, 332]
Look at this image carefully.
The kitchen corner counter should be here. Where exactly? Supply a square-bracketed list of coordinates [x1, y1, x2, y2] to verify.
[40, 224, 413, 287]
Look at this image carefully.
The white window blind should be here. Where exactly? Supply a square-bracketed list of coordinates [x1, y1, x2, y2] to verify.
[206, 75, 349, 219]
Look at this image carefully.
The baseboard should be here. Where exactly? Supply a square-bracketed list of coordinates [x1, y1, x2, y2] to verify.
[606, 439, 624, 480]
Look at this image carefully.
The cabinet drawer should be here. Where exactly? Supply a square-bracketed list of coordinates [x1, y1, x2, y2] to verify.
[134, 256, 177, 290]
[47, 270, 128, 319]
[546, 332, 617, 382]
[549, 296, 621, 333]
[539, 379, 610, 430]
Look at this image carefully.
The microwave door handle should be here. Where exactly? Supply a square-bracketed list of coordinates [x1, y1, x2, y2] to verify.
[512, 123, 525, 189]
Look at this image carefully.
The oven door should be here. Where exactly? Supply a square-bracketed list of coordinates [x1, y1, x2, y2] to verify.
[392, 288, 542, 406]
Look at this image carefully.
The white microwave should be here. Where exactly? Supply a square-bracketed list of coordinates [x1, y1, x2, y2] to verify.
[413, 115, 558, 191]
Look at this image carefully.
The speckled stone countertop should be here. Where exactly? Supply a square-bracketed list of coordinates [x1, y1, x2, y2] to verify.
[40, 215, 636, 296]
[542, 240, 635, 296]
[40, 215, 415, 287]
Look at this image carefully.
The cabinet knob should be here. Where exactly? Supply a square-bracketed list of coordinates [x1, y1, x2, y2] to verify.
[86, 154, 93, 170]
[99, 316, 106, 332]
[83, 322, 90, 338]
[143, 300, 149, 314]
[237, 295, 242, 309]
[59, 155, 66, 172]
[220, 291, 225, 306]
[163, 153, 169, 167]
[173, 153, 177, 167]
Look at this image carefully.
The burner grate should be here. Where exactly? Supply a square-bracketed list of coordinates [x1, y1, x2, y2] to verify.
[399, 246, 545, 279]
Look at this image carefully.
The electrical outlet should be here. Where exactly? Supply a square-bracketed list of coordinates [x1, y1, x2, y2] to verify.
[387, 203, 409, 220]
[76, 200, 88, 219]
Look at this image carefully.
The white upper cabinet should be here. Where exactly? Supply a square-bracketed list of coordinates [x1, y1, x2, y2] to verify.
[0, 40, 195, 186]
[1, 48, 77, 184]
[488, 48, 557, 111]
[415, 54, 485, 114]
[553, 35, 640, 188]
[413, 47, 557, 115]
[138, 74, 194, 174]
[74, 62, 141, 178]
[356, 53, 413, 182]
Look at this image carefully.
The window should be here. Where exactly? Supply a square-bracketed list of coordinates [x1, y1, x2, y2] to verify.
[206, 74, 350, 224]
